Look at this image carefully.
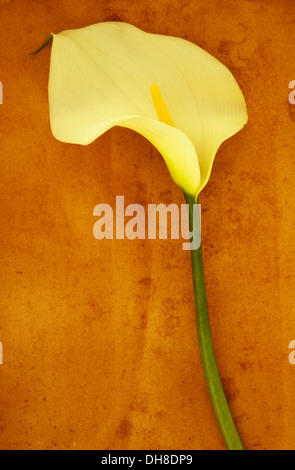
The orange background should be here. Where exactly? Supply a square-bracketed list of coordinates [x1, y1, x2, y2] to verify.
[1, 0, 295, 450]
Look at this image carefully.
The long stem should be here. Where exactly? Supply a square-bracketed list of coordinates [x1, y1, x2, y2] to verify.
[184, 192, 244, 450]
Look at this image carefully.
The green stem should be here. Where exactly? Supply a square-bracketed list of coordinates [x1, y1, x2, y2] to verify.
[184, 192, 244, 450]
[28, 34, 53, 55]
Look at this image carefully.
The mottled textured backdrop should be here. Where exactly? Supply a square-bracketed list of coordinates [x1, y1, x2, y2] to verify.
[0, 0, 295, 450]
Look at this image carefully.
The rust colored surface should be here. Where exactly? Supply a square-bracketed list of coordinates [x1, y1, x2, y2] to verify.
[0, 0, 295, 450]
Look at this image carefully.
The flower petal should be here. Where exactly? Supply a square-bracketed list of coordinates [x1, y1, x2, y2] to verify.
[120, 116, 201, 195]
[49, 22, 247, 195]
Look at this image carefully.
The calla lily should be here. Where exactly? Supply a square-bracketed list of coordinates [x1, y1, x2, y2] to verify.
[48, 22, 247, 198]
[37, 22, 249, 450]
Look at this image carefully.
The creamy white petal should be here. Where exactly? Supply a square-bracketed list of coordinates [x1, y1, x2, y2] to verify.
[120, 116, 201, 195]
[49, 22, 247, 195]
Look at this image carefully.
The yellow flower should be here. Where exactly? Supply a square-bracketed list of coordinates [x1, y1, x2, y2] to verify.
[48, 22, 247, 198]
